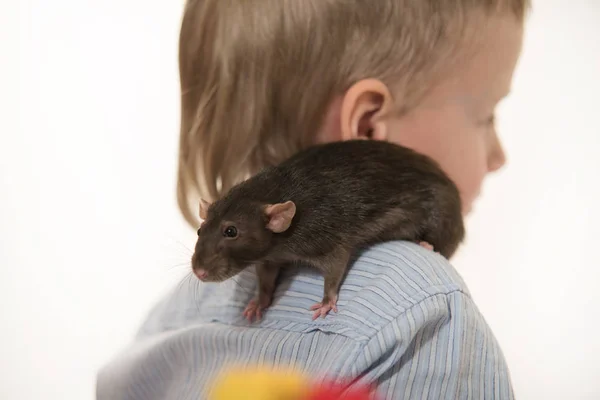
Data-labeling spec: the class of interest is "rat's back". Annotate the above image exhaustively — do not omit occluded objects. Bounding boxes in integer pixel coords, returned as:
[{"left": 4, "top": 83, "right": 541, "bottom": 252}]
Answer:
[
  {"left": 278, "top": 140, "right": 456, "bottom": 206},
  {"left": 271, "top": 140, "right": 464, "bottom": 258}
]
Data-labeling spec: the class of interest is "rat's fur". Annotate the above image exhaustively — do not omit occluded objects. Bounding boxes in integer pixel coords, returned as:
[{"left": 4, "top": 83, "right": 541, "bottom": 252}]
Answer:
[{"left": 192, "top": 140, "right": 464, "bottom": 320}]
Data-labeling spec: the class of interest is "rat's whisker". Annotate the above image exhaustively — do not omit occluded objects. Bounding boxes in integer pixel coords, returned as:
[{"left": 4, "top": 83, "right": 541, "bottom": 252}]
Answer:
[
  {"left": 176, "top": 241, "right": 194, "bottom": 255},
  {"left": 192, "top": 278, "right": 205, "bottom": 314},
  {"left": 163, "top": 234, "right": 195, "bottom": 256},
  {"left": 182, "top": 273, "right": 198, "bottom": 304},
  {"left": 177, "top": 272, "right": 195, "bottom": 292},
  {"left": 229, "top": 276, "right": 253, "bottom": 296},
  {"left": 167, "top": 261, "right": 192, "bottom": 272}
]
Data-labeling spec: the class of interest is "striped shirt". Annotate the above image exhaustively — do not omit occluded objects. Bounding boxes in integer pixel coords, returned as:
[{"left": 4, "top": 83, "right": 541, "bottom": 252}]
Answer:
[{"left": 96, "top": 241, "right": 514, "bottom": 399}]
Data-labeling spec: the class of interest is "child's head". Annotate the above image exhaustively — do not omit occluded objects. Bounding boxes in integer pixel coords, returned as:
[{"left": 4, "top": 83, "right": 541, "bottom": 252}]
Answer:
[{"left": 177, "top": 0, "right": 529, "bottom": 227}]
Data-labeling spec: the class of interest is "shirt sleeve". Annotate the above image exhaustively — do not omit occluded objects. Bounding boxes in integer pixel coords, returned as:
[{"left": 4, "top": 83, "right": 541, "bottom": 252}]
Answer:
[{"left": 356, "top": 290, "right": 514, "bottom": 400}]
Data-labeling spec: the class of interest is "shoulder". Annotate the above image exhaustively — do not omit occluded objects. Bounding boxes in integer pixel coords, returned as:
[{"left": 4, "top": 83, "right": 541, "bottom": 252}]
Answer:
[
  {"left": 321, "top": 241, "right": 474, "bottom": 338},
  {"left": 357, "top": 245, "right": 514, "bottom": 398},
  {"left": 237, "top": 241, "right": 473, "bottom": 341},
  {"left": 348, "top": 240, "right": 471, "bottom": 307},
  {"left": 100, "top": 242, "right": 512, "bottom": 399},
  {"left": 135, "top": 241, "right": 474, "bottom": 340},
  {"left": 344, "top": 243, "right": 513, "bottom": 398}
]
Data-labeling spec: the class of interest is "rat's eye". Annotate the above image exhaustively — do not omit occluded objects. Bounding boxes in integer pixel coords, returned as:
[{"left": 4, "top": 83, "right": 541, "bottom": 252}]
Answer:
[
  {"left": 197, "top": 228, "right": 201, "bottom": 236},
  {"left": 223, "top": 226, "right": 238, "bottom": 238}
]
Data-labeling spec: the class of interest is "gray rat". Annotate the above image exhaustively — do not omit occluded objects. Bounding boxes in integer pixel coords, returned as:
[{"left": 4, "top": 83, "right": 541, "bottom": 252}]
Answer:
[{"left": 191, "top": 139, "right": 464, "bottom": 321}]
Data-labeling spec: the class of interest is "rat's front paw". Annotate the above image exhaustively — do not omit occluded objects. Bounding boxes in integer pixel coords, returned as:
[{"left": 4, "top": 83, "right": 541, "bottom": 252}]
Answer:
[
  {"left": 310, "top": 295, "right": 338, "bottom": 320},
  {"left": 243, "top": 298, "right": 269, "bottom": 322}
]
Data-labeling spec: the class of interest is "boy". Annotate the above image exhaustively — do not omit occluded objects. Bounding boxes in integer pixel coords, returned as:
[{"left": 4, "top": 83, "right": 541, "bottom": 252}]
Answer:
[{"left": 97, "top": 0, "right": 529, "bottom": 398}]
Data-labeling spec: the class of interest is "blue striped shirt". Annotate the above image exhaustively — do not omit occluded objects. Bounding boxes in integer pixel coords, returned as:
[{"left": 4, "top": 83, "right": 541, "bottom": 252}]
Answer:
[{"left": 96, "top": 241, "right": 514, "bottom": 399}]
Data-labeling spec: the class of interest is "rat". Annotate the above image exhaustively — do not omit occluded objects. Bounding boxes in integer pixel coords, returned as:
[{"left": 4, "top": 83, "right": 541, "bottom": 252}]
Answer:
[{"left": 191, "top": 139, "right": 465, "bottom": 321}]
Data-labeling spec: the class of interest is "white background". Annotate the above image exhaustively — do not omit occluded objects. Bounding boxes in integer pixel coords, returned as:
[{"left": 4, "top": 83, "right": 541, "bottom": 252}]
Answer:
[{"left": 1, "top": 0, "right": 599, "bottom": 399}]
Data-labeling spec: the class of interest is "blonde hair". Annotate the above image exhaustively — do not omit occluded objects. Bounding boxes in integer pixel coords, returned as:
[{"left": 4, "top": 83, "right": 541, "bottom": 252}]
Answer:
[{"left": 177, "top": 0, "right": 530, "bottom": 228}]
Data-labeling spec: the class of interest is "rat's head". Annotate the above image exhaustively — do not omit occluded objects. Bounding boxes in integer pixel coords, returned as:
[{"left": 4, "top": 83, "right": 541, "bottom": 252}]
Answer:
[{"left": 191, "top": 198, "right": 296, "bottom": 282}]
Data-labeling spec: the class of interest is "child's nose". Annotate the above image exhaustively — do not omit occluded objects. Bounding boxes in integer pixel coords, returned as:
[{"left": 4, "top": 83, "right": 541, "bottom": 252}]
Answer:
[{"left": 487, "top": 132, "right": 507, "bottom": 173}]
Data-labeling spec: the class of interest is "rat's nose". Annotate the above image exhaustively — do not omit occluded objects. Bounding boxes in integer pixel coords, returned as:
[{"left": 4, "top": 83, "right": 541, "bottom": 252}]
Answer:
[{"left": 194, "top": 268, "right": 208, "bottom": 280}]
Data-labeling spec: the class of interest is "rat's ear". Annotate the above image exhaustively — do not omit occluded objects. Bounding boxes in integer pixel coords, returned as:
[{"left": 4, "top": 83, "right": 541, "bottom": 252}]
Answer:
[
  {"left": 263, "top": 201, "right": 296, "bottom": 233},
  {"left": 199, "top": 198, "right": 211, "bottom": 220}
]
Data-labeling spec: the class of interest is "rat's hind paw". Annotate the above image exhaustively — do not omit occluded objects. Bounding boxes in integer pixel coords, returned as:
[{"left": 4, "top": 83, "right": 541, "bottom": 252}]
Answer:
[
  {"left": 418, "top": 241, "right": 434, "bottom": 251},
  {"left": 243, "top": 299, "right": 267, "bottom": 322},
  {"left": 310, "top": 295, "right": 338, "bottom": 320}
]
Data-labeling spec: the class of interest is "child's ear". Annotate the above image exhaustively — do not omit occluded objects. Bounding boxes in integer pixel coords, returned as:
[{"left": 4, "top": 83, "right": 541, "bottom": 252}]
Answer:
[
  {"left": 263, "top": 201, "right": 296, "bottom": 233},
  {"left": 199, "top": 198, "right": 211, "bottom": 220},
  {"left": 339, "top": 79, "right": 396, "bottom": 141}
]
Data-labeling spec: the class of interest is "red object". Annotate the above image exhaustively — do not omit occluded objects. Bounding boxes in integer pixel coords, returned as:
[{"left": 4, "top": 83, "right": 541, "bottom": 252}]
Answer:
[{"left": 307, "top": 380, "right": 373, "bottom": 400}]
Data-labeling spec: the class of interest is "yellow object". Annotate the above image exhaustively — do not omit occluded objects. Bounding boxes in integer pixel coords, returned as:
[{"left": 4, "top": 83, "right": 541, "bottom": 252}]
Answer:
[{"left": 208, "top": 365, "right": 310, "bottom": 400}]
